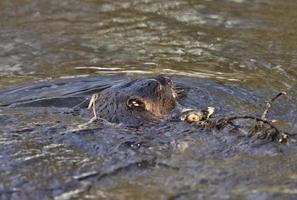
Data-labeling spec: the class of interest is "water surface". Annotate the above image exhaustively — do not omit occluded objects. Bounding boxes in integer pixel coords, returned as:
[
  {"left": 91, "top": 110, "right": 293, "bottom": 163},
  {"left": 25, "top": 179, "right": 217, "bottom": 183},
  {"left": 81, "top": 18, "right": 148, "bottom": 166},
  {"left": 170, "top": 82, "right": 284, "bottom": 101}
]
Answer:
[{"left": 0, "top": 0, "right": 297, "bottom": 199}]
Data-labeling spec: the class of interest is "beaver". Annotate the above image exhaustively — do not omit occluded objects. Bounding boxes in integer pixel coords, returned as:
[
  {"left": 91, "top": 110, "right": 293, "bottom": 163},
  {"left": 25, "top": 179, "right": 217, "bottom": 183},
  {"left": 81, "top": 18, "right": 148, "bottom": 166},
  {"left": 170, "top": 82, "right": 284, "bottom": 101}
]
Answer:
[{"left": 88, "top": 75, "right": 177, "bottom": 126}]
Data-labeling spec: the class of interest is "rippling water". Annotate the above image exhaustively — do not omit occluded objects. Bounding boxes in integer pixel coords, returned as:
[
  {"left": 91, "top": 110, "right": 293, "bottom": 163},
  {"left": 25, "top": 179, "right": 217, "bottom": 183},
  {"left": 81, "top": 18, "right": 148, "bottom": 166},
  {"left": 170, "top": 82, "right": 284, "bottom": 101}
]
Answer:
[{"left": 0, "top": 0, "right": 297, "bottom": 199}]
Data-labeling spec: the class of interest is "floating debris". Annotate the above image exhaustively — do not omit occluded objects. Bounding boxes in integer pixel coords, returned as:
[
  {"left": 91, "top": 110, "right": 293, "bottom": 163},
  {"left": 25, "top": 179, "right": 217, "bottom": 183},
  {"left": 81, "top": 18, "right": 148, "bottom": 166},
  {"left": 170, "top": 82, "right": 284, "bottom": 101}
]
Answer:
[
  {"left": 183, "top": 92, "right": 290, "bottom": 143},
  {"left": 180, "top": 107, "right": 214, "bottom": 122}
]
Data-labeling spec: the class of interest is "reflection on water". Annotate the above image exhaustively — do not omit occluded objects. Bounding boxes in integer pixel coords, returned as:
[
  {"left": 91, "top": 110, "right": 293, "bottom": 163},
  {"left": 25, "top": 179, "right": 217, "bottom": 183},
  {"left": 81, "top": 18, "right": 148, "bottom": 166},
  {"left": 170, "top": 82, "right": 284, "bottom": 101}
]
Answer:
[
  {"left": 0, "top": 0, "right": 297, "bottom": 199},
  {"left": 0, "top": 0, "right": 296, "bottom": 89}
]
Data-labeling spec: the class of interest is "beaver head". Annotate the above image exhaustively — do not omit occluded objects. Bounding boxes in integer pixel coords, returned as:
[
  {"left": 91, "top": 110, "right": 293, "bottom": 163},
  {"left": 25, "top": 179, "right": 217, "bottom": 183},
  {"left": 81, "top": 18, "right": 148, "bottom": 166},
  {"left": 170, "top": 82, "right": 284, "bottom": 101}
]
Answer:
[{"left": 92, "top": 75, "right": 177, "bottom": 126}]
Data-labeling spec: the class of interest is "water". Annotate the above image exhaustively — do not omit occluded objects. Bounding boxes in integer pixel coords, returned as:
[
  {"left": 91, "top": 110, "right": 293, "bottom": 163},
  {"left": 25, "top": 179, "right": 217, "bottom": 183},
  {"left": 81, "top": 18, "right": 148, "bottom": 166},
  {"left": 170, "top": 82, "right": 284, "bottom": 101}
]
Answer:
[{"left": 0, "top": 0, "right": 297, "bottom": 199}]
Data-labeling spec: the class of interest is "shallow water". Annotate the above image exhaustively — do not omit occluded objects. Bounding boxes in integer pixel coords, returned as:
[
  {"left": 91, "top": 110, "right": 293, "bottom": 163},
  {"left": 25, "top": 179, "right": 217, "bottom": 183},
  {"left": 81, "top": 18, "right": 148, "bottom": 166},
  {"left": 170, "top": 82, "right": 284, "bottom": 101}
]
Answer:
[{"left": 0, "top": 0, "right": 297, "bottom": 199}]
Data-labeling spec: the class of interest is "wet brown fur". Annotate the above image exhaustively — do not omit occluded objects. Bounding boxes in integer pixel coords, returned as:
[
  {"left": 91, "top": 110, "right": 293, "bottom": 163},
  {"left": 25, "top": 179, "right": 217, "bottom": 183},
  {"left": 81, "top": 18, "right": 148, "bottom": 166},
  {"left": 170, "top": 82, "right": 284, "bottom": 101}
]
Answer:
[{"left": 93, "top": 75, "right": 176, "bottom": 126}]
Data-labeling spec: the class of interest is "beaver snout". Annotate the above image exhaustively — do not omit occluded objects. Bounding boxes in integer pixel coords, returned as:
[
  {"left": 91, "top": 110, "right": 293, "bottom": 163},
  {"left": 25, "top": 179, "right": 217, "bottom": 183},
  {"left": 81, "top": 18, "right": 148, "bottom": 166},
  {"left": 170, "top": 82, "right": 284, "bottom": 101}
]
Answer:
[
  {"left": 145, "top": 79, "right": 163, "bottom": 94},
  {"left": 154, "top": 75, "right": 173, "bottom": 87}
]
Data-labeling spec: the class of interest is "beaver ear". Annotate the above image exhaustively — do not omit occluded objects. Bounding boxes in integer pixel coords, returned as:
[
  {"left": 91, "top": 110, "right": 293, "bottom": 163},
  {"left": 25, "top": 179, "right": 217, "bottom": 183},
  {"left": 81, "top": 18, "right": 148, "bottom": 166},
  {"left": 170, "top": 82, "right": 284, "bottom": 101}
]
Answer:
[{"left": 127, "top": 98, "right": 145, "bottom": 110}]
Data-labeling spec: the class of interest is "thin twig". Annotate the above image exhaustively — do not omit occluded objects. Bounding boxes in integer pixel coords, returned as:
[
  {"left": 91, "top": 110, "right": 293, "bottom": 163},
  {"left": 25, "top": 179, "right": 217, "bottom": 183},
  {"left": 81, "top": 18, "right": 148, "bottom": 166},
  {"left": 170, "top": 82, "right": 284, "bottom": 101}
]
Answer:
[
  {"left": 216, "top": 115, "right": 288, "bottom": 143},
  {"left": 261, "top": 91, "right": 286, "bottom": 120},
  {"left": 88, "top": 93, "right": 98, "bottom": 119}
]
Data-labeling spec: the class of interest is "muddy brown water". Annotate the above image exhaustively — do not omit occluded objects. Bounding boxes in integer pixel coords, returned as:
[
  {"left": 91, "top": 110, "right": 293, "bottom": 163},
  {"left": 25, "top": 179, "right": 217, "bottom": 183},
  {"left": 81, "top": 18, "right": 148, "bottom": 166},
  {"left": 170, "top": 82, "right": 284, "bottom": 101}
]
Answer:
[{"left": 0, "top": 0, "right": 297, "bottom": 199}]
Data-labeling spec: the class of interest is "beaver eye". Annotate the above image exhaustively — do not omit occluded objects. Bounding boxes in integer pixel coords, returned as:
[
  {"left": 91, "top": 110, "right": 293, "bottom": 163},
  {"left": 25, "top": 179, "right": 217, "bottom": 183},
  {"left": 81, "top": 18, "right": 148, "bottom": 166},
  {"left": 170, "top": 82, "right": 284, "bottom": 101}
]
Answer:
[{"left": 127, "top": 98, "right": 145, "bottom": 110}]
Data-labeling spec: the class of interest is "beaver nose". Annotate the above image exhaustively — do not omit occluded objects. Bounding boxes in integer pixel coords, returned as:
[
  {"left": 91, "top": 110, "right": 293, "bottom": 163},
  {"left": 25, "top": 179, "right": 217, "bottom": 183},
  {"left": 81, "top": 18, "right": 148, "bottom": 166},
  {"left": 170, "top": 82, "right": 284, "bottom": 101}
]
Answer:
[
  {"left": 146, "top": 79, "right": 162, "bottom": 92},
  {"left": 155, "top": 75, "right": 173, "bottom": 86}
]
